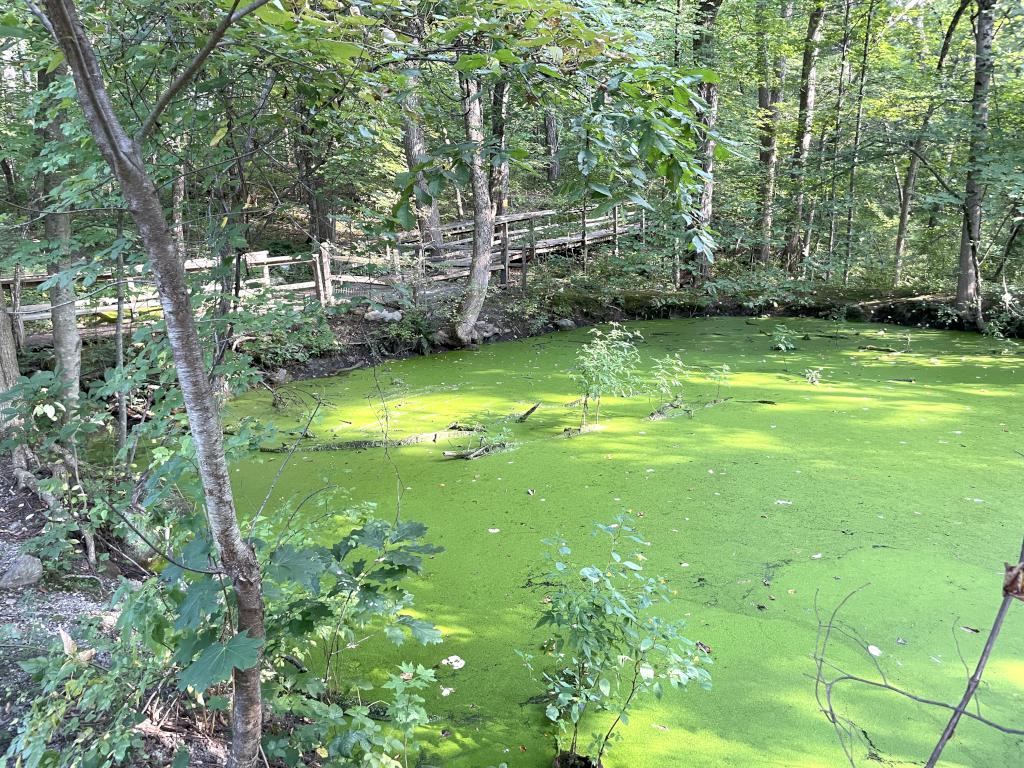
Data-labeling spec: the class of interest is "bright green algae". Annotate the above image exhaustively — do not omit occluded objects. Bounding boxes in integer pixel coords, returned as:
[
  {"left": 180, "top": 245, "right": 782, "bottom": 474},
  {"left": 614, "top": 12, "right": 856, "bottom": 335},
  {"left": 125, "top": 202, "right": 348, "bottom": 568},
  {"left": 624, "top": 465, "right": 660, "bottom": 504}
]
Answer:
[{"left": 229, "top": 316, "right": 1024, "bottom": 767}]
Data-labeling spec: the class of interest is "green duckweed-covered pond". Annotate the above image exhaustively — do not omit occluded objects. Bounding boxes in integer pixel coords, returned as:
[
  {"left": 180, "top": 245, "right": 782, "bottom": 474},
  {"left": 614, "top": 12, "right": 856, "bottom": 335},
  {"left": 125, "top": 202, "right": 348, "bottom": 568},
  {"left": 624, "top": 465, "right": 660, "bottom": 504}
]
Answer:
[{"left": 229, "top": 316, "right": 1024, "bottom": 768}]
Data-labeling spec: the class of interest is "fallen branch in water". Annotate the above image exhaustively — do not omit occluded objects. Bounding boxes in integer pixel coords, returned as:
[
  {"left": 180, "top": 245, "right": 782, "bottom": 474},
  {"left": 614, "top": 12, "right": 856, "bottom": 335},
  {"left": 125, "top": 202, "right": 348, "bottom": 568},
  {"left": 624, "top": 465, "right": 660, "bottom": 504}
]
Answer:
[
  {"left": 442, "top": 442, "right": 510, "bottom": 460},
  {"left": 259, "top": 429, "right": 480, "bottom": 452},
  {"left": 517, "top": 402, "right": 541, "bottom": 422}
]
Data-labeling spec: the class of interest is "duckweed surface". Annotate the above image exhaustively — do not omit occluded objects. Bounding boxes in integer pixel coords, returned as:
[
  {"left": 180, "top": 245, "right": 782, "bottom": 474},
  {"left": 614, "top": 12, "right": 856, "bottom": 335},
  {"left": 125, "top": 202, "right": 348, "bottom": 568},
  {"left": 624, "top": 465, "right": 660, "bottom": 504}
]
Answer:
[{"left": 230, "top": 316, "right": 1024, "bottom": 768}]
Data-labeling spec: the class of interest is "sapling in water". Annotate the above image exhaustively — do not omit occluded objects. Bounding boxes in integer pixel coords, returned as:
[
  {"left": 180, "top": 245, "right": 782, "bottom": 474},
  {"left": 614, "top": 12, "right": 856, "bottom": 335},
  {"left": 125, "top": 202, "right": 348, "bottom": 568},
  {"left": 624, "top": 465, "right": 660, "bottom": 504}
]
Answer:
[
  {"left": 519, "top": 518, "right": 711, "bottom": 767},
  {"left": 570, "top": 323, "right": 642, "bottom": 427}
]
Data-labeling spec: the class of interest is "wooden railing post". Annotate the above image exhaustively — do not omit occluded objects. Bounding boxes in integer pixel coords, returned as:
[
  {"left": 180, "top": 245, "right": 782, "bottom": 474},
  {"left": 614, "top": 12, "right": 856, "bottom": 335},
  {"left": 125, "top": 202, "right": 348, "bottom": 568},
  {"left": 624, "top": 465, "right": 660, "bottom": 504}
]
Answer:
[
  {"left": 317, "top": 242, "right": 335, "bottom": 306},
  {"left": 612, "top": 204, "right": 620, "bottom": 258},
  {"left": 581, "top": 203, "right": 589, "bottom": 273},
  {"left": 523, "top": 217, "right": 535, "bottom": 290},
  {"left": 500, "top": 220, "right": 510, "bottom": 284},
  {"left": 640, "top": 208, "right": 647, "bottom": 246},
  {"left": 312, "top": 245, "right": 326, "bottom": 306}
]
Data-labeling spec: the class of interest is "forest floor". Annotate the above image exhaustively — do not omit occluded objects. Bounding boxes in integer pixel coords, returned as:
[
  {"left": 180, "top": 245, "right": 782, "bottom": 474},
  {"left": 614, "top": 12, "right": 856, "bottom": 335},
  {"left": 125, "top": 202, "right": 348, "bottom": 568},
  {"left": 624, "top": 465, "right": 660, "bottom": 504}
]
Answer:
[{"left": 230, "top": 316, "right": 1024, "bottom": 768}]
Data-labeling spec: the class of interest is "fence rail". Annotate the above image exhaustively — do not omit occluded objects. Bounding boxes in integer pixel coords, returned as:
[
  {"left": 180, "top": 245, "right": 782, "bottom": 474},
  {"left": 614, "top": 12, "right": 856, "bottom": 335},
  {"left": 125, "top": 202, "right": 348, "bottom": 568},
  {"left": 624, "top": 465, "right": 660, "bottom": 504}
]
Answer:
[{"left": 7, "top": 204, "right": 647, "bottom": 344}]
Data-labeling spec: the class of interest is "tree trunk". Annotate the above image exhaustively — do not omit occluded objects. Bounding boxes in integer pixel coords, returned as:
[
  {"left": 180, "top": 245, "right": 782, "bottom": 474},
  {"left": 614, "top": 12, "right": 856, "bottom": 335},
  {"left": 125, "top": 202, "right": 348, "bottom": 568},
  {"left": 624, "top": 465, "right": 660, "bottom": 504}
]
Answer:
[
  {"left": 756, "top": 0, "right": 793, "bottom": 264},
  {"left": 454, "top": 75, "right": 495, "bottom": 345},
  {"left": 42, "top": 4, "right": 265, "bottom": 767},
  {"left": 489, "top": 79, "right": 511, "bottom": 217},
  {"left": 172, "top": 164, "right": 186, "bottom": 262},
  {"left": 693, "top": 0, "right": 725, "bottom": 281},
  {"left": 401, "top": 80, "right": 443, "bottom": 257},
  {"left": 841, "top": 0, "right": 877, "bottom": 286},
  {"left": 955, "top": 0, "right": 995, "bottom": 330},
  {"left": 544, "top": 109, "right": 560, "bottom": 183},
  {"left": 38, "top": 66, "right": 81, "bottom": 413},
  {"left": 784, "top": 0, "right": 825, "bottom": 271},
  {"left": 893, "top": 0, "right": 970, "bottom": 285},
  {"left": 824, "top": 0, "right": 853, "bottom": 279},
  {"left": 0, "top": 284, "right": 30, "bottom": 470}
]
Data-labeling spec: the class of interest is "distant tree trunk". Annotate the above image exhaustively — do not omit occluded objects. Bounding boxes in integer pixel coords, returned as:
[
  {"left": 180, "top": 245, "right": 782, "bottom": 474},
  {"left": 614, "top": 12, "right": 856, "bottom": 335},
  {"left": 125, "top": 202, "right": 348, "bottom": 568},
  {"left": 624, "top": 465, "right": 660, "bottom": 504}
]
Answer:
[
  {"left": 824, "top": 0, "right": 853, "bottom": 279},
  {"left": 489, "top": 79, "right": 511, "bottom": 217},
  {"left": 401, "top": 87, "right": 443, "bottom": 257},
  {"left": 172, "top": 164, "right": 187, "bottom": 261},
  {"left": 544, "top": 109, "right": 560, "bottom": 183},
  {"left": 841, "top": 0, "right": 876, "bottom": 286},
  {"left": 42, "top": 4, "right": 266, "bottom": 767},
  {"left": 893, "top": 0, "right": 969, "bottom": 285},
  {"left": 784, "top": 0, "right": 825, "bottom": 271},
  {"left": 454, "top": 75, "right": 495, "bottom": 345},
  {"left": 0, "top": 285, "right": 30, "bottom": 470},
  {"left": 38, "top": 66, "right": 81, "bottom": 413},
  {"left": 693, "top": 0, "right": 725, "bottom": 281},
  {"left": 956, "top": 0, "right": 996, "bottom": 329},
  {"left": 756, "top": 0, "right": 793, "bottom": 264}
]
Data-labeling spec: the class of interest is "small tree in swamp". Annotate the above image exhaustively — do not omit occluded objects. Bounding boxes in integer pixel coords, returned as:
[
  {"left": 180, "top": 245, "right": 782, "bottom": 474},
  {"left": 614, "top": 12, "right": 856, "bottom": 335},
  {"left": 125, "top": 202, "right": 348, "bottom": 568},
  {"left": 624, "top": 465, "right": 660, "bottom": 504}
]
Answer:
[
  {"left": 570, "top": 323, "right": 642, "bottom": 427},
  {"left": 646, "top": 353, "right": 691, "bottom": 418},
  {"left": 520, "top": 519, "right": 711, "bottom": 767}
]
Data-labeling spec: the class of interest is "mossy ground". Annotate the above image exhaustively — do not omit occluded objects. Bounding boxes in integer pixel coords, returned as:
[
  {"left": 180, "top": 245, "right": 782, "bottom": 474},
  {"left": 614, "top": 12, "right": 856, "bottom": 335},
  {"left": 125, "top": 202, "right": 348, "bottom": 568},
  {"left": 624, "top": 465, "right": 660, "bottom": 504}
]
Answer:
[{"left": 230, "top": 316, "right": 1024, "bottom": 768}]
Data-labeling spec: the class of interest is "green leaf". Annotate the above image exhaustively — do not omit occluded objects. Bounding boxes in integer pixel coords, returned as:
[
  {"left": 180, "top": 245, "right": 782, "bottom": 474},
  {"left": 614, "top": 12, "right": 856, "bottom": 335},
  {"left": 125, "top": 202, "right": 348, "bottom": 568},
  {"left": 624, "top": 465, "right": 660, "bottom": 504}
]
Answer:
[
  {"left": 598, "top": 678, "right": 611, "bottom": 697},
  {"left": 178, "top": 631, "right": 262, "bottom": 693},
  {"left": 322, "top": 41, "right": 363, "bottom": 62},
  {"left": 455, "top": 53, "right": 490, "bottom": 72},
  {"left": 267, "top": 545, "right": 327, "bottom": 594},
  {"left": 0, "top": 25, "right": 32, "bottom": 39},
  {"left": 171, "top": 747, "right": 189, "bottom": 768},
  {"left": 209, "top": 125, "right": 228, "bottom": 147},
  {"left": 174, "top": 576, "right": 221, "bottom": 630}
]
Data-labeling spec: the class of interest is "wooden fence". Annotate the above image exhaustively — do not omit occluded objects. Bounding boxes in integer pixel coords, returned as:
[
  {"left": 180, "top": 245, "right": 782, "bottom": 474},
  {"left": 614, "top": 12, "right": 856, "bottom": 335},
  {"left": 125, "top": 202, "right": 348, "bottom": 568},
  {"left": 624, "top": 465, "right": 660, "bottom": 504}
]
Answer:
[{"left": 5, "top": 204, "right": 647, "bottom": 344}]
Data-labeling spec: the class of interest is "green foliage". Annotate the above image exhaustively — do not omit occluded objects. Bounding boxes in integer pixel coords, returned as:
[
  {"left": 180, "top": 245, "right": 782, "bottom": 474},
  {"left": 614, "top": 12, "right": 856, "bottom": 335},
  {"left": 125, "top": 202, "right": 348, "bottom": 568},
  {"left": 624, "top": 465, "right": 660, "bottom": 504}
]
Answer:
[
  {"left": 571, "top": 323, "right": 643, "bottom": 425},
  {"left": 771, "top": 324, "right": 796, "bottom": 353},
  {"left": 239, "top": 299, "right": 340, "bottom": 370},
  {"left": 520, "top": 519, "right": 711, "bottom": 762}
]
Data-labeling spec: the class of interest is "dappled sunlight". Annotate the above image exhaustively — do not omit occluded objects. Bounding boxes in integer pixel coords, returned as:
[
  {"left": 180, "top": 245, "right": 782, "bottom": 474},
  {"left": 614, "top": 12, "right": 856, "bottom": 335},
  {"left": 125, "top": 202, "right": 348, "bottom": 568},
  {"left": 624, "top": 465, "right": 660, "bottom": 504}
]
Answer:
[{"left": 229, "top": 317, "right": 1024, "bottom": 767}]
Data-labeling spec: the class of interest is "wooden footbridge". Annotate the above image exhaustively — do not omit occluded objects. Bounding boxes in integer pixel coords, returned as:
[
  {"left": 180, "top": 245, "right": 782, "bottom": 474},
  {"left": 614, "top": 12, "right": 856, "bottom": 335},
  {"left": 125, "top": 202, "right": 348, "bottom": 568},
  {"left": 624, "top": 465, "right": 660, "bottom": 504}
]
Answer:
[{"left": 5, "top": 205, "right": 647, "bottom": 344}]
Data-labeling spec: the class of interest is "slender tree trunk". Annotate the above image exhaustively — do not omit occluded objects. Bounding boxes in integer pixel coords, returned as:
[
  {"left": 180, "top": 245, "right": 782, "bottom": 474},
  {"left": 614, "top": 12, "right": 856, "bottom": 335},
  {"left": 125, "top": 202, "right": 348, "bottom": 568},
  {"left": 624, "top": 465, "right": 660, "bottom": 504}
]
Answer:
[
  {"left": 42, "top": 4, "right": 265, "bottom": 767},
  {"left": 38, "top": 66, "right": 81, "bottom": 413},
  {"left": 401, "top": 78, "right": 443, "bottom": 257},
  {"left": 824, "top": 0, "right": 853, "bottom": 280},
  {"left": 693, "top": 0, "right": 725, "bottom": 281},
  {"left": 172, "top": 164, "right": 186, "bottom": 261},
  {"left": 489, "top": 79, "right": 510, "bottom": 217},
  {"left": 956, "top": 0, "right": 995, "bottom": 330},
  {"left": 0, "top": 284, "right": 31, "bottom": 470},
  {"left": 842, "top": 0, "right": 876, "bottom": 286},
  {"left": 543, "top": 109, "right": 560, "bottom": 183},
  {"left": 893, "top": 0, "right": 970, "bottom": 285},
  {"left": 756, "top": 0, "right": 793, "bottom": 264},
  {"left": 454, "top": 75, "right": 495, "bottom": 345},
  {"left": 784, "top": 0, "right": 825, "bottom": 271}
]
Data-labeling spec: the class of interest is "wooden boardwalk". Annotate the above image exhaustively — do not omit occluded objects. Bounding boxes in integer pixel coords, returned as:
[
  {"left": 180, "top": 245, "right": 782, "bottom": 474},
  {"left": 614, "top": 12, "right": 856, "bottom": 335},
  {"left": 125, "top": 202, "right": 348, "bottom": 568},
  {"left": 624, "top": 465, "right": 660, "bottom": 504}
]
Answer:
[{"left": 6, "top": 205, "right": 646, "bottom": 344}]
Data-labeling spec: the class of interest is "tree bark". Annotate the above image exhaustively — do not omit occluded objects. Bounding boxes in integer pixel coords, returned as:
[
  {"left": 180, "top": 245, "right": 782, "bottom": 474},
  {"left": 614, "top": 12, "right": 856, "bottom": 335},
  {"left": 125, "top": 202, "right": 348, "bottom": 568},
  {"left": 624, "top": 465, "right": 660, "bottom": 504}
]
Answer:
[
  {"left": 0, "top": 284, "right": 30, "bottom": 470},
  {"left": 824, "top": 0, "right": 853, "bottom": 279},
  {"left": 756, "top": 0, "right": 793, "bottom": 264},
  {"left": 893, "top": 0, "right": 970, "bottom": 285},
  {"left": 544, "top": 109, "right": 560, "bottom": 183},
  {"left": 693, "top": 0, "right": 725, "bottom": 281},
  {"left": 955, "top": 0, "right": 995, "bottom": 330},
  {"left": 841, "top": 0, "right": 877, "bottom": 286},
  {"left": 401, "top": 74, "right": 443, "bottom": 258},
  {"left": 172, "top": 163, "right": 186, "bottom": 262},
  {"left": 489, "top": 79, "right": 510, "bottom": 217},
  {"left": 41, "top": 4, "right": 265, "bottom": 767},
  {"left": 38, "top": 66, "right": 81, "bottom": 413},
  {"left": 454, "top": 75, "right": 495, "bottom": 345},
  {"left": 783, "top": 0, "right": 825, "bottom": 271}
]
